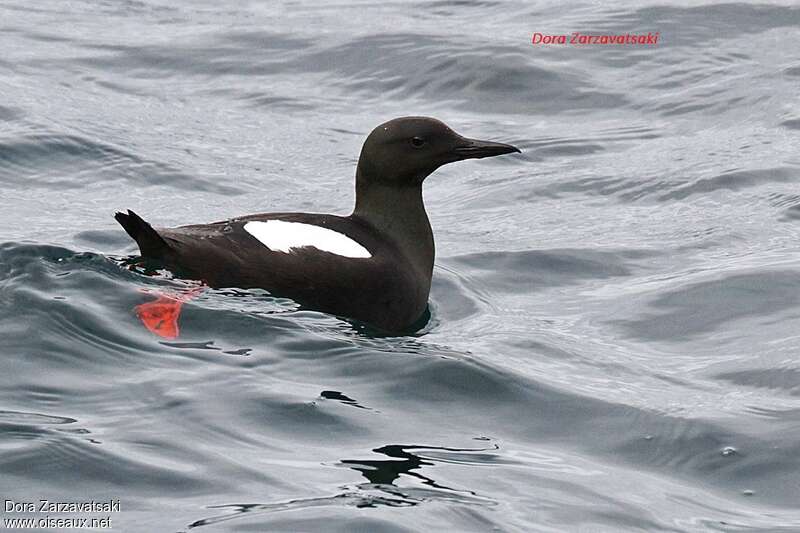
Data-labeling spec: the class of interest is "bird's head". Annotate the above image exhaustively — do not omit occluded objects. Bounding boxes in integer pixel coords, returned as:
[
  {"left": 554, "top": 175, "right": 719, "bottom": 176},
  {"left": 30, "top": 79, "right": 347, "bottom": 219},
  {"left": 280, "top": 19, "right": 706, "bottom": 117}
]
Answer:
[{"left": 356, "top": 116, "right": 520, "bottom": 188}]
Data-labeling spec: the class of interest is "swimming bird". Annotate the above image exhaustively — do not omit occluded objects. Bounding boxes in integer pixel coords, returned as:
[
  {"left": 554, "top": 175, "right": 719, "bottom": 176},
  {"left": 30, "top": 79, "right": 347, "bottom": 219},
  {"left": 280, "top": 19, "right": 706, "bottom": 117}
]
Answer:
[{"left": 115, "top": 117, "right": 519, "bottom": 332}]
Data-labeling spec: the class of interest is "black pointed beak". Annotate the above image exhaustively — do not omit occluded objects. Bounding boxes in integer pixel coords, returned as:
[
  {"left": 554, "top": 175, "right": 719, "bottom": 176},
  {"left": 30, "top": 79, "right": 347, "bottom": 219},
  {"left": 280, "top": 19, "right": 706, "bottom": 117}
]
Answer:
[{"left": 452, "top": 137, "right": 521, "bottom": 160}]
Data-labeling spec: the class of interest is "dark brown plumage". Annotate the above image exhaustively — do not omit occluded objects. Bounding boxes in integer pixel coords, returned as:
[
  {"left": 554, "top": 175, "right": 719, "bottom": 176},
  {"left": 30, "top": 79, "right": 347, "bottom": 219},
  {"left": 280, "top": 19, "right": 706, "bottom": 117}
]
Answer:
[{"left": 116, "top": 117, "right": 519, "bottom": 332}]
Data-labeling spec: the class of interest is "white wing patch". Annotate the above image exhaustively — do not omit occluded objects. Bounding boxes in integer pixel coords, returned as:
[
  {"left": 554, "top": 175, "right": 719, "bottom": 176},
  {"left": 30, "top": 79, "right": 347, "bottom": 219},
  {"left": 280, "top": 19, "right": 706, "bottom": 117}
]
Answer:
[{"left": 243, "top": 220, "right": 371, "bottom": 258}]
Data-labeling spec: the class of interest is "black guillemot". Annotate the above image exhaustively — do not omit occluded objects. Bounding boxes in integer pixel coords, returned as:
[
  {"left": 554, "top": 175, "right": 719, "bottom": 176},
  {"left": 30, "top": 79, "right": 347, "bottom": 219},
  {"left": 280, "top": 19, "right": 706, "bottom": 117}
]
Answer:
[{"left": 115, "top": 117, "right": 520, "bottom": 333}]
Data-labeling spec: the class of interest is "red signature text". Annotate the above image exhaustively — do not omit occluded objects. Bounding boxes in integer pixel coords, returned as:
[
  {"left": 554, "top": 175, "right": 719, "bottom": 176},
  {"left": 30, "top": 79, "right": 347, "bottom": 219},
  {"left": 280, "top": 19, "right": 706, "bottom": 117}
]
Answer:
[{"left": 532, "top": 32, "right": 660, "bottom": 45}]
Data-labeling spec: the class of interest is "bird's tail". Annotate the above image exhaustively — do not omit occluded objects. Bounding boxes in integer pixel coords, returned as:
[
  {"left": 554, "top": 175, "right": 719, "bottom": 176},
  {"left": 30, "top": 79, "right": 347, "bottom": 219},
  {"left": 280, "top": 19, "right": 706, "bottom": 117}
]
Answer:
[{"left": 114, "top": 209, "right": 171, "bottom": 258}]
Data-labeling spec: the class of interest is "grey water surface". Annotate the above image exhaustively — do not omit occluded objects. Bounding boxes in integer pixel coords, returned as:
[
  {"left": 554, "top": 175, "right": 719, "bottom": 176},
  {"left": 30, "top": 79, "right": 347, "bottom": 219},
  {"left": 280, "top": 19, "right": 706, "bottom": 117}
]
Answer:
[{"left": 1, "top": 1, "right": 800, "bottom": 531}]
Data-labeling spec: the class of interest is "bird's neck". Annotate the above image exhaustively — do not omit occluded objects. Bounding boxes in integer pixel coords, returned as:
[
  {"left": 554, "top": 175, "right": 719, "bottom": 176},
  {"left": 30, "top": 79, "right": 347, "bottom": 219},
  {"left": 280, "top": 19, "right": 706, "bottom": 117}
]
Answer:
[{"left": 351, "top": 170, "right": 435, "bottom": 278}]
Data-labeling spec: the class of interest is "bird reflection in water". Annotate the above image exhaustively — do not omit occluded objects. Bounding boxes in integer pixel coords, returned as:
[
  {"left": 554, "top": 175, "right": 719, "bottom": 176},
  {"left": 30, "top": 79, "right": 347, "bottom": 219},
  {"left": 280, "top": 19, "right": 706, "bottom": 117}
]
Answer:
[
  {"left": 340, "top": 444, "right": 487, "bottom": 500},
  {"left": 187, "top": 443, "right": 497, "bottom": 529}
]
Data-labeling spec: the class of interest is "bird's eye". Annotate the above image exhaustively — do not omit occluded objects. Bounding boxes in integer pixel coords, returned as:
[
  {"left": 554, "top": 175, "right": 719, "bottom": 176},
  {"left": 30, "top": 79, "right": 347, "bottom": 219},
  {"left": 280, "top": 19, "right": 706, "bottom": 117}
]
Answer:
[{"left": 410, "top": 136, "right": 426, "bottom": 148}]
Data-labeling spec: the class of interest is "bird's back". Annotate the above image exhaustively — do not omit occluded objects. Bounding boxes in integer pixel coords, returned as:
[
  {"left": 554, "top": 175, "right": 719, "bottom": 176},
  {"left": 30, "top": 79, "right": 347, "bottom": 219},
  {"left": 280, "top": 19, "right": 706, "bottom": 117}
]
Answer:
[{"left": 120, "top": 211, "right": 429, "bottom": 331}]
